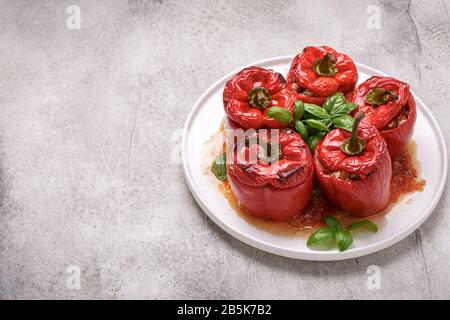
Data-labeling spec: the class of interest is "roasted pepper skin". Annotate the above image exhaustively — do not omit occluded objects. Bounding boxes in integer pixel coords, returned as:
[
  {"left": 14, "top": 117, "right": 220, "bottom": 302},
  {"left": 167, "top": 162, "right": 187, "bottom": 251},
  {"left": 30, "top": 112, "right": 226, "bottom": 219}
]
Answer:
[
  {"left": 223, "top": 67, "right": 296, "bottom": 129},
  {"left": 287, "top": 46, "right": 358, "bottom": 105},
  {"left": 227, "top": 129, "right": 313, "bottom": 221},
  {"left": 350, "top": 76, "right": 416, "bottom": 159},
  {"left": 313, "top": 122, "right": 392, "bottom": 217}
]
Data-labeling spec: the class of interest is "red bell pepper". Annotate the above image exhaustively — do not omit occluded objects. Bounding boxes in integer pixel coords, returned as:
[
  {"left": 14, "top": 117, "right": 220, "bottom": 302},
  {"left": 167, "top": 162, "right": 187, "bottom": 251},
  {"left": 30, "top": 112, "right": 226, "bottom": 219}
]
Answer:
[
  {"left": 223, "top": 67, "right": 295, "bottom": 129},
  {"left": 350, "top": 76, "right": 416, "bottom": 159},
  {"left": 227, "top": 128, "right": 313, "bottom": 221},
  {"left": 287, "top": 46, "right": 358, "bottom": 105},
  {"left": 313, "top": 112, "right": 392, "bottom": 217}
]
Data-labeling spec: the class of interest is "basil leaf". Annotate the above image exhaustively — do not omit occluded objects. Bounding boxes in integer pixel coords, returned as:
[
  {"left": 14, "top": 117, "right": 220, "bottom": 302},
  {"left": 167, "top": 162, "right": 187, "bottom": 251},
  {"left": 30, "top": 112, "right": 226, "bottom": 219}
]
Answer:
[
  {"left": 267, "top": 106, "right": 293, "bottom": 125},
  {"left": 317, "top": 131, "right": 327, "bottom": 138},
  {"left": 307, "top": 227, "right": 336, "bottom": 247},
  {"left": 294, "top": 100, "right": 304, "bottom": 121},
  {"left": 333, "top": 115, "right": 354, "bottom": 131},
  {"left": 331, "top": 102, "right": 357, "bottom": 118},
  {"left": 323, "top": 92, "right": 345, "bottom": 114},
  {"left": 324, "top": 216, "right": 342, "bottom": 231},
  {"left": 306, "top": 124, "right": 330, "bottom": 136},
  {"left": 304, "top": 119, "right": 329, "bottom": 132},
  {"left": 348, "top": 221, "right": 378, "bottom": 233},
  {"left": 323, "top": 117, "right": 333, "bottom": 128},
  {"left": 335, "top": 230, "right": 353, "bottom": 252},
  {"left": 305, "top": 125, "right": 319, "bottom": 136},
  {"left": 304, "top": 103, "right": 330, "bottom": 119},
  {"left": 306, "top": 133, "right": 324, "bottom": 152},
  {"left": 211, "top": 153, "right": 227, "bottom": 181},
  {"left": 294, "top": 120, "right": 309, "bottom": 140}
]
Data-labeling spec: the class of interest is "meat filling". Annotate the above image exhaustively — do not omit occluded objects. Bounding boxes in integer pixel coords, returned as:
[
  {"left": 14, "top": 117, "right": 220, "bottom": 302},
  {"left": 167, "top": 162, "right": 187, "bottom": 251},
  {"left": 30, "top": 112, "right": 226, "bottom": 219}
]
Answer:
[
  {"left": 291, "top": 82, "right": 314, "bottom": 97},
  {"left": 319, "top": 160, "right": 361, "bottom": 181},
  {"left": 383, "top": 105, "right": 409, "bottom": 130}
]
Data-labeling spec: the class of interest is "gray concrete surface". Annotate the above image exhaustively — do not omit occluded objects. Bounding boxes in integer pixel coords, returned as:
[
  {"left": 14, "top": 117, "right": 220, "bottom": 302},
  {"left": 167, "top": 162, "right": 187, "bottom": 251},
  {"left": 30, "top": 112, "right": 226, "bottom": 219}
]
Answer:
[{"left": 0, "top": 0, "right": 449, "bottom": 299}]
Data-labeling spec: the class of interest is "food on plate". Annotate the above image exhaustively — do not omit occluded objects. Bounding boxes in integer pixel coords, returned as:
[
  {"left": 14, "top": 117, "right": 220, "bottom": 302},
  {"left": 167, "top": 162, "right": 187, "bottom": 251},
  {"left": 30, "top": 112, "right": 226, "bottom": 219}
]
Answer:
[
  {"left": 307, "top": 216, "right": 378, "bottom": 252},
  {"left": 291, "top": 93, "right": 357, "bottom": 151},
  {"left": 223, "top": 66, "right": 296, "bottom": 129},
  {"left": 207, "top": 46, "right": 426, "bottom": 252},
  {"left": 226, "top": 128, "right": 314, "bottom": 221},
  {"left": 349, "top": 76, "right": 417, "bottom": 159},
  {"left": 313, "top": 112, "right": 392, "bottom": 216},
  {"left": 287, "top": 46, "right": 358, "bottom": 105}
]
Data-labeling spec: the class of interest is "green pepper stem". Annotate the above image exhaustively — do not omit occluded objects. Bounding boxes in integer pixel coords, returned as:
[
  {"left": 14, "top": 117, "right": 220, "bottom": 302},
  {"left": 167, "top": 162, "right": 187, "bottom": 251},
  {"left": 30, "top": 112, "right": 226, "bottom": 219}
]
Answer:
[
  {"left": 248, "top": 87, "right": 271, "bottom": 109},
  {"left": 313, "top": 53, "right": 338, "bottom": 77},
  {"left": 365, "top": 88, "right": 399, "bottom": 106},
  {"left": 340, "top": 112, "right": 366, "bottom": 156},
  {"left": 350, "top": 112, "right": 364, "bottom": 150}
]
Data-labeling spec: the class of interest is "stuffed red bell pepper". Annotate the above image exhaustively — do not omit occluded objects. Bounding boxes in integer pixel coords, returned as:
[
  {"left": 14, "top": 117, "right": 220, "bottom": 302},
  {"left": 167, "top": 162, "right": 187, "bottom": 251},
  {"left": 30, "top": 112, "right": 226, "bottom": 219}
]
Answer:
[
  {"left": 313, "top": 112, "right": 392, "bottom": 217},
  {"left": 223, "top": 67, "right": 296, "bottom": 129},
  {"left": 227, "top": 128, "right": 313, "bottom": 221},
  {"left": 350, "top": 76, "right": 416, "bottom": 159},
  {"left": 287, "top": 46, "right": 358, "bottom": 105}
]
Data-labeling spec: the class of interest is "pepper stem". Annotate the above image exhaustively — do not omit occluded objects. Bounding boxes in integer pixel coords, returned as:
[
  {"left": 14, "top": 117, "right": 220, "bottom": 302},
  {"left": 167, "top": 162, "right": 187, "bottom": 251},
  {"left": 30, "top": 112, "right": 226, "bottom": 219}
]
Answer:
[
  {"left": 313, "top": 53, "right": 338, "bottom": 77},
  {"left": 248, "top": 87, "right": 271, "bottom": 109},
  {"left": 365, "top": 88, "right": 399, "bottom": 106},
  {"left": 340, "top": 112, "right": 366, "bottom": 156}
]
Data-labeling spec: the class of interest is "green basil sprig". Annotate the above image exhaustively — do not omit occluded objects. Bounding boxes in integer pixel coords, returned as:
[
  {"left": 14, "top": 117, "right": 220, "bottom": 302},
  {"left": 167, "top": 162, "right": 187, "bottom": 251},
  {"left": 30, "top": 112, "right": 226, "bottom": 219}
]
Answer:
[
  {"left": 212, "top": 153, "right": 227, "bottom": 181},
  {"left": 267, "top": 100, "right": 306, "bottom": 126},
  {"left": 295, "top": 120, "right": 308, "bottom": 140},
  {"left": 267, "top": 106, "right": 293, "bottom": 125},
  {"left": 307, "top": 216, "right": 378, "bottom": 252},
  {"left": 293, "top": 93, "right": 357, "bottom": 152},
  {"left": 294, "top": 100, "right": 304, "bottom": 121},
  {"left": 347, "top": 220, "right": 378, "bottom": 232},
  {"left": 306, "top": 131, "right": 326, "bottom": 152}
]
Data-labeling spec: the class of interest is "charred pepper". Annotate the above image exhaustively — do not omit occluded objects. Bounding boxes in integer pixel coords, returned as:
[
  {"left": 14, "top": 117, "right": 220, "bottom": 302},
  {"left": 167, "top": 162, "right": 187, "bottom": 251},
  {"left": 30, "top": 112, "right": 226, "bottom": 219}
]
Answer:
[
  {"left": 223, "top": 67, "right": 296, "bottom": 129},
  {"left": 287, "top": 46, "right": 358, "bottom": 105},
  {"left": 350, "top": 76, "right": 416, "bottom": 159},
  {"left": 227, "top": 129, "right": 314, "bottom": 221},
  {"left": 313, "top": 112, "right": 392, "bottom": 217}
]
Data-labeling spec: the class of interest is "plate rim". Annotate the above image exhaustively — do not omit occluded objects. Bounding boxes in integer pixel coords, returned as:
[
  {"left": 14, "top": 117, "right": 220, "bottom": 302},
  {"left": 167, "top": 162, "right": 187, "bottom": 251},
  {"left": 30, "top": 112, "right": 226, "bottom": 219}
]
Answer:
[{"left": 182, "top": 55, "right": 448, "bottom": 261}]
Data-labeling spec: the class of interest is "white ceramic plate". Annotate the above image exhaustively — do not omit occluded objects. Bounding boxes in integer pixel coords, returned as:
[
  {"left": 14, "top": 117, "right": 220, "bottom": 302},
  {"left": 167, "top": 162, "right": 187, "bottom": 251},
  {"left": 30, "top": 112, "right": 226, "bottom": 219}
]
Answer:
[{"left": 182, "top": 56, "right": 447, "bottom": 261}]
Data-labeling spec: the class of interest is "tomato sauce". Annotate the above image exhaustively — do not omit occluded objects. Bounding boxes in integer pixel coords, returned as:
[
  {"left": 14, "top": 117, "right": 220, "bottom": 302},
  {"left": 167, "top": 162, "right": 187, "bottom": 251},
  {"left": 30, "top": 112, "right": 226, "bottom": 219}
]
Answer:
[{"left": 390, "top": 142, "right": 425, "bottom": 203}]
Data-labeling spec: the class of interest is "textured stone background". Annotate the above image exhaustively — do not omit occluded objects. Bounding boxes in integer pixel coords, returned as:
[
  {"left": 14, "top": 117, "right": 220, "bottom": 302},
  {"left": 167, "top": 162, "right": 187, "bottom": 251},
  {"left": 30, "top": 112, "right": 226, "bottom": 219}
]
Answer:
[{"left": 0, "top": 0, "right": 449, "bottom": 299}]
